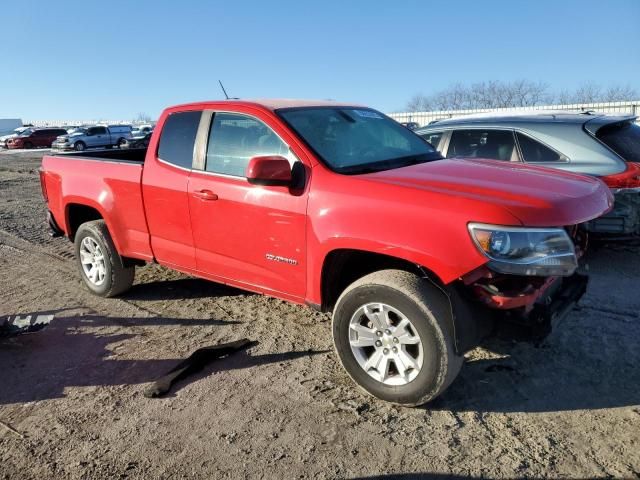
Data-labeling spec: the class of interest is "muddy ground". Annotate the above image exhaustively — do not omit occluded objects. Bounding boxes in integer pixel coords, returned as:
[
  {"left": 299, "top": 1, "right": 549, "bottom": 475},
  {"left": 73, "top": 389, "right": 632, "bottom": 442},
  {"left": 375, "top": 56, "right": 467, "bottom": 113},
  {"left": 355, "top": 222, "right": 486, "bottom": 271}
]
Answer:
[{"left": 0, "top": 149, "right": 638, "bottom": 479}]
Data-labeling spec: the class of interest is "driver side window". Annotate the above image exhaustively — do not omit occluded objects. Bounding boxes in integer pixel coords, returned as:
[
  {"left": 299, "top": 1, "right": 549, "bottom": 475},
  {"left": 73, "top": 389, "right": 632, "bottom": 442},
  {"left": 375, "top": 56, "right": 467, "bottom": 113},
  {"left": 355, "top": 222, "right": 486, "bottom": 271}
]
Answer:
[{"left": 205, "top": 112, "right": 293, "bottom": 177}]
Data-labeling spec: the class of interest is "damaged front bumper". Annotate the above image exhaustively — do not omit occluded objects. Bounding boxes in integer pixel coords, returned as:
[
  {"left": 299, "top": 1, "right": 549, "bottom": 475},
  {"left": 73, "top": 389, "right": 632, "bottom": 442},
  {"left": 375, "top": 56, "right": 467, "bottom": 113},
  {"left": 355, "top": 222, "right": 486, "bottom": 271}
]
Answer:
[
  {"left": 451, "top": 268, "right": 589, "bottom": 352},
  {"left": 494, "top": 272, "right": 588, "bottom": 339}
]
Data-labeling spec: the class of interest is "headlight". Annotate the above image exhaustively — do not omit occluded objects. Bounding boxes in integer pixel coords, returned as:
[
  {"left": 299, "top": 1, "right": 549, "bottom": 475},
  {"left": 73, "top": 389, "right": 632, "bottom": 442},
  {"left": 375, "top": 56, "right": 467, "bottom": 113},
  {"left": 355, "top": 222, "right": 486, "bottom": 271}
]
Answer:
[{"left": 468, "top": 223, "right": 577, "bottom": 276}]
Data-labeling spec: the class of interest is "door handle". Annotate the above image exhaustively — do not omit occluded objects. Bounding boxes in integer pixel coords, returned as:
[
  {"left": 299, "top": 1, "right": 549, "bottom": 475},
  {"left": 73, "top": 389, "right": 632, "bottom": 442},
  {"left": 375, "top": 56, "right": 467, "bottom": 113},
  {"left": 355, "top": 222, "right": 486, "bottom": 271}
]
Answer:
[{"left": 192, "top": 189, "right": 218, "bottom": 201}]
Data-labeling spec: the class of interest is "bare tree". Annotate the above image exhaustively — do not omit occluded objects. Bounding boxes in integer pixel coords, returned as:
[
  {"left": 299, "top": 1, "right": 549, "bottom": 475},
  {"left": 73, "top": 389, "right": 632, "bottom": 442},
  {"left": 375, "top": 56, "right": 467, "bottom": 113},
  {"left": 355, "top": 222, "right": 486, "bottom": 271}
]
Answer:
[
  {"left": 135, "top": 112, "right": 152, "bottom": 124},
  {"left": 406, "top": 81, "right": 638, "bottom": 111},
  {"left": 603, "top": 84, "right": 638, "bottom": 102},
  {"left": 571, "top": 83, "right": 603, "bottom": 103},
  {"left": 405, "top": 80, "right": 551, "bottom": 111},
  {"left": 406, "top": 94, "right": 433, "bottom": 112},
  {"left": 555, "top": 89, "right": 574, "bottom": 105}
]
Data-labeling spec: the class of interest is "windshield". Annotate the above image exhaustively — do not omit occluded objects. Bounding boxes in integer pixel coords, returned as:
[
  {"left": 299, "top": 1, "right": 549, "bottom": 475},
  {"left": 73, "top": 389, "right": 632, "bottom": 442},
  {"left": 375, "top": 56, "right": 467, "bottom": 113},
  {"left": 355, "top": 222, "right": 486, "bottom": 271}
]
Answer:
[
  {"left": 19, "top": 129, "right": 33, "bottom": 136},
  {"left": 596, "top": 120, "right": 640, "bottom": 163},
  {"left": 278, "top": 107, "right": 442, "bottom": 173}
]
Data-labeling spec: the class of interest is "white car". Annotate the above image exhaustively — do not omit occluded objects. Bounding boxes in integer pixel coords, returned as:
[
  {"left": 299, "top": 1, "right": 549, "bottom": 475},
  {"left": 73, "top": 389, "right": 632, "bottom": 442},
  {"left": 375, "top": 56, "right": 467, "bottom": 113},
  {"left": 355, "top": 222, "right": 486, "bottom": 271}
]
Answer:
[{"left": 0, "top": 127, "right": 31, "bottom": 148}]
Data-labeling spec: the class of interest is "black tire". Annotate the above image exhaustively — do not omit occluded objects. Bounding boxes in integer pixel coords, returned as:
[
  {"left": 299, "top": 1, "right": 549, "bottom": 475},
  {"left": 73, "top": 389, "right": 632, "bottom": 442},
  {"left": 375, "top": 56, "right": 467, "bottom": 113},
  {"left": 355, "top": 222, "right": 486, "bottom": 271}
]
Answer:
[
  {"left": 74, "top": 141, "right": 86, "bottom": 152},
  {"left": 74, "top": 220, "right": 135, "bottom": 297},
  {"left": 23, "top": 141, "right": 34, "bottom": 149},
  {"left": 117, "top": 137, "right": 126, "bottom": 147},
  {"left": 332, "top": 269, "right": 463, "bottom": 406}
]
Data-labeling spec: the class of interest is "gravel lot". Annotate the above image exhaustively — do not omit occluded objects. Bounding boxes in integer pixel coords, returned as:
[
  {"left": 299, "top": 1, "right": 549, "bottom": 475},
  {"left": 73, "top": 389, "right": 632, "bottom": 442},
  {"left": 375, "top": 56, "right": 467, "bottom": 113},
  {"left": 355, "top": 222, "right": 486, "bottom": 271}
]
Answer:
[{"left": 0, "top": 149, "right": 638, "bottom": 479}]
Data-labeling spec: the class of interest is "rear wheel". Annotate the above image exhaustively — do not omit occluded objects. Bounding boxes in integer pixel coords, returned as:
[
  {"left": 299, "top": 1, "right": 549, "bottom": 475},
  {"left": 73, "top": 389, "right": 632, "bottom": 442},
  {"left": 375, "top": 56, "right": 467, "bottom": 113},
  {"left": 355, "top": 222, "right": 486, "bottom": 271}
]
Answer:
[
  {"left": 74, "top": 220, "right": 134, "bottom": 297},
  {"left": 332, "top": 269, "right": 463, "bottom": 406},
  {"left": 74, "top": 141, "right": 86, "bottom": 151}
]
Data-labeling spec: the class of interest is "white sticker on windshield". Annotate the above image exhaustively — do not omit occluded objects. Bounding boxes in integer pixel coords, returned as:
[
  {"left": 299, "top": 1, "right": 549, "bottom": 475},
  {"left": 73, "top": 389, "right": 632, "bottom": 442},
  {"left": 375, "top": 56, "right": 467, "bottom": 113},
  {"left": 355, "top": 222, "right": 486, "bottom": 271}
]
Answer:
[{"left": 353, "top": 110, "right": 384, "bottom": 119}]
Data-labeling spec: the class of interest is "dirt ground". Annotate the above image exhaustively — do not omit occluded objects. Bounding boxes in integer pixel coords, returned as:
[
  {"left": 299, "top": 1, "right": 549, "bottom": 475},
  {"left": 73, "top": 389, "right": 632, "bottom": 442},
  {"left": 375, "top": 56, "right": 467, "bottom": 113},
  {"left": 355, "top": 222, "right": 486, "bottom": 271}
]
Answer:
[{"left": 0, "top": 149, "right": 638, "bottom": 480}]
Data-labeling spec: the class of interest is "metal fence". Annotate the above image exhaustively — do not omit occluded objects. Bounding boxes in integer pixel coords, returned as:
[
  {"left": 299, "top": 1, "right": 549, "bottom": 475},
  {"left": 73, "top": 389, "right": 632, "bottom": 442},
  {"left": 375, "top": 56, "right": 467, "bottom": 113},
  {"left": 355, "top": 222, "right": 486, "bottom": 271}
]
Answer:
[{"left": 387, "top": 100, "right": 640, "bottom": 127}]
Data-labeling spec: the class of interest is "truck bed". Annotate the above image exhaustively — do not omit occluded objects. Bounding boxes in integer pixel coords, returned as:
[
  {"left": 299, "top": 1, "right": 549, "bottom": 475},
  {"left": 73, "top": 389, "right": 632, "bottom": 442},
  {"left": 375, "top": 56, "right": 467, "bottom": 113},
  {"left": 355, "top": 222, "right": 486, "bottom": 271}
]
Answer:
[
  {"left": 49, "top": 147, "right": 147, "bottom": 164},
  {"left": 41, "top": 149, "right": 153, "bottom": 261}
]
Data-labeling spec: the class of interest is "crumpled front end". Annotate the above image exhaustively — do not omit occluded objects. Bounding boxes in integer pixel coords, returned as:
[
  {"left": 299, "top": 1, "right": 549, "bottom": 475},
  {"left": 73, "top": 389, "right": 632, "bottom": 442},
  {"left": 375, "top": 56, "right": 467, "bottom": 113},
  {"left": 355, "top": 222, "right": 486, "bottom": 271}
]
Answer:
[{"left": 455, "top": 226, "right": 590, "bottom": 346}]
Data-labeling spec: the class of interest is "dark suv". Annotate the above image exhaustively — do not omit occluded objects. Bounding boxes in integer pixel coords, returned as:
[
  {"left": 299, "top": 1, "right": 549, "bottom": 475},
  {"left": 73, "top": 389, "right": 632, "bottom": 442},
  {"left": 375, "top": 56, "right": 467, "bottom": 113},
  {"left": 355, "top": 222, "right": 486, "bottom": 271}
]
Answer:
[{"left": 7, "top": 128, "right": 68, "bottom": 149}]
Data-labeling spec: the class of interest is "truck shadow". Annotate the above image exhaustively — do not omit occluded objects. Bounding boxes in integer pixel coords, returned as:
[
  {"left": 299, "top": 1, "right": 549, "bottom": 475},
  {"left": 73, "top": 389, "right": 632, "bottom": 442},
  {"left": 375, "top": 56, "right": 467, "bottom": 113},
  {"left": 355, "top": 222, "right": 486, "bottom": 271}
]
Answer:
[
  {"left": 0, "top": 311, "right": 319, "bottom": 405},
  {"left": 425, "top": 243, "right": 640, "bottom": 413},
  {"left": 351, "top": 475, "right": 482, "bottom": 480},
  {"left": 124, "top": 277, "right": 246, "bottom": 301},
  {"left": 430, "top": 314, "right": 640, "bottom": 413}
]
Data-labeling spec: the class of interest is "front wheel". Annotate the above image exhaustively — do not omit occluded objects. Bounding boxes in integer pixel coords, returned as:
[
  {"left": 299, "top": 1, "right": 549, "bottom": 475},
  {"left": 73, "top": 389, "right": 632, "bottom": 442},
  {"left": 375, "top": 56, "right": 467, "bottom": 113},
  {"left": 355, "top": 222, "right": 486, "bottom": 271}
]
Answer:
[
  {"left": 74, "top": 220, "right": 134, "bottom": 297},
  {"left": 332, "top": 269, "right": 463, "bottom": 406},
  {"left": 74, "top": 141, "right": 86, "bottom": 151}
]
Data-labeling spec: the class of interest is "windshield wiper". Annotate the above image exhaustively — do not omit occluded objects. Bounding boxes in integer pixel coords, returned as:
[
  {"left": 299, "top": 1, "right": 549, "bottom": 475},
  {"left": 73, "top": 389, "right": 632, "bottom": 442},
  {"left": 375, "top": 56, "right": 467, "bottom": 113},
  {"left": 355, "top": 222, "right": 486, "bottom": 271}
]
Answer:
[{"left": 337, "top": 153, "right": 444, "bottom": 175}]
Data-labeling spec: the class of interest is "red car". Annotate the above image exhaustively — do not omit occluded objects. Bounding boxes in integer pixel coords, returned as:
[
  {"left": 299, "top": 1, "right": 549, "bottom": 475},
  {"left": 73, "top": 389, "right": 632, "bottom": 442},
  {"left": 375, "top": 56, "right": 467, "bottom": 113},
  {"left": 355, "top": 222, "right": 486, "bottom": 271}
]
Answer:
[
  {"left": 7, "top": 127, "right": 67, "bottom": 149},
  {"left": 40, "top": 100, "right": 612, "bottom": 406}
]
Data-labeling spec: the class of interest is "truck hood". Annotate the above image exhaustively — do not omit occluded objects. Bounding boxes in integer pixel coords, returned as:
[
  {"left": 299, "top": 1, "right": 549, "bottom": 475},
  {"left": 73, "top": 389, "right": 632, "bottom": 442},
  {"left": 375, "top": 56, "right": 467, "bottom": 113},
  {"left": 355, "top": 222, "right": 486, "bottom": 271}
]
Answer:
[{"left": 362, "top": 158, "right": 613, "bottom": 227}]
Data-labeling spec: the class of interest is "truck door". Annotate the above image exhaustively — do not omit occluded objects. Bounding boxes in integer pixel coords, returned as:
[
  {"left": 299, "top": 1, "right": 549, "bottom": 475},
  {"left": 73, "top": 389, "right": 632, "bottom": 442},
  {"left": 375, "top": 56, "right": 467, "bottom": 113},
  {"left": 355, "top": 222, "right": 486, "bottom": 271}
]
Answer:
[
  {"left": 142, "top": 110, "right": 202, "bottom": 270},
  {"left": 187, "top": 111, "right": 308, "bottom": 299},
  {"left": 85, "top": 126, "right": 105, "bottom": 147}
]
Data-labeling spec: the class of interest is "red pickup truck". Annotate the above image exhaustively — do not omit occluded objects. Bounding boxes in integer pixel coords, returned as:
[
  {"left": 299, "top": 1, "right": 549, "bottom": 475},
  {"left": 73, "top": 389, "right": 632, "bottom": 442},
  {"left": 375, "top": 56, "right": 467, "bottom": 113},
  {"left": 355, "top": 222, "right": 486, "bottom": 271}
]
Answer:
[{"left": 40, "top": 100, "right": 612, "bottom": 406}]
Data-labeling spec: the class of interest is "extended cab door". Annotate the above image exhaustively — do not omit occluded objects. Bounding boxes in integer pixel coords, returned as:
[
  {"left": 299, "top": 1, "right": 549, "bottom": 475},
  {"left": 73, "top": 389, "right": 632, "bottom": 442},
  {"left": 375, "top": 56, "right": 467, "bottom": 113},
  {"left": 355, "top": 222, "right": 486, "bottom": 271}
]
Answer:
[
  {"left": 141, "top": 110, "right": 203, "bottom": 270},
  {"left": 187, "top": 110, "right": 308, "bottom": 300}
]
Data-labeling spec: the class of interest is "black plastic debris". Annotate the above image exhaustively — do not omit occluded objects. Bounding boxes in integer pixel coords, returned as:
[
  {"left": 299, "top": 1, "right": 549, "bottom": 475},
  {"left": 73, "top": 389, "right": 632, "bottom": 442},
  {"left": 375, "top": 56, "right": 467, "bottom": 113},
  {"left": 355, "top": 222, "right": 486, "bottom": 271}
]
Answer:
[
  {"left": 0, "top": 314, "right": 54, "bottom": 338},
  {"left": 144, "top": 338, "right": 256, "bottom": 398}
]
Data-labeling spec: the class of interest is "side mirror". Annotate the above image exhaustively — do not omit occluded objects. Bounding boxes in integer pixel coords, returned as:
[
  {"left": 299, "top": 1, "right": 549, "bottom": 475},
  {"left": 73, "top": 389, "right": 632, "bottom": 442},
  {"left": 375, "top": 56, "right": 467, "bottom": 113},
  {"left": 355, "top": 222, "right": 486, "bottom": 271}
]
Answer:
[{"left": 246, "top": 155, "right": 292, "bottom": 187}]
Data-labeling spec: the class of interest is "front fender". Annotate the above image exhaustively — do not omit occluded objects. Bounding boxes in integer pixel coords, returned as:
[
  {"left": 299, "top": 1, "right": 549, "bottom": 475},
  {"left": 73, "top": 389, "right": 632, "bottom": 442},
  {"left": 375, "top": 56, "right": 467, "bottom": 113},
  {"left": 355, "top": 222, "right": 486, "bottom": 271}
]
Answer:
[{"left": 304, "top": 167, "right": 523, "bottom": 305}]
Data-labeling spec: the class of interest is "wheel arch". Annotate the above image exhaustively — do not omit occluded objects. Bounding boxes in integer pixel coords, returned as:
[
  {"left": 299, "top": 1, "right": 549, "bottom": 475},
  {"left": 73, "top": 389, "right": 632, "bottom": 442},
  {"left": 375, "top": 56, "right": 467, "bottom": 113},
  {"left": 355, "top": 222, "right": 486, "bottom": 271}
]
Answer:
[
  {"left": 319, "top": 248, "right": 444, "bottom": 313},
  {"left": 65, "top": 203, "right": 105, "bottom": 240},
  {"left": 319, "top": 248, "right": 492, "bottom": 355}
]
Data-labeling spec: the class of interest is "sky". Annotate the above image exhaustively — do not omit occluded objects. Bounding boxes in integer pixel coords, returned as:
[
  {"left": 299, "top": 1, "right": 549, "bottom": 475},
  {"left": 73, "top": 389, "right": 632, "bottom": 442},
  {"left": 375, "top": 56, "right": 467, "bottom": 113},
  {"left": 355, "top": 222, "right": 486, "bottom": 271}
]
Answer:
[{"left": 1, "top": 0, "right": 639, "bottom": 121}]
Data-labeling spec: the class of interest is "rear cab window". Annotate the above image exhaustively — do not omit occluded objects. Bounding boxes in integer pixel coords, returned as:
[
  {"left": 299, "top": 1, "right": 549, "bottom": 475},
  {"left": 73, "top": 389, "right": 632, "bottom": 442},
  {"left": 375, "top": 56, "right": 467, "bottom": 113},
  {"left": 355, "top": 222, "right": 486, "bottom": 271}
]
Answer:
[
  {"left": 157, "top": 111, "right": 202, "bottom": 169},
  {"left": 447, "top": 129, "right": 517, "bottom": 161},
  {"left": 595, "top": 120, "right": 640, "bottom": 163}
]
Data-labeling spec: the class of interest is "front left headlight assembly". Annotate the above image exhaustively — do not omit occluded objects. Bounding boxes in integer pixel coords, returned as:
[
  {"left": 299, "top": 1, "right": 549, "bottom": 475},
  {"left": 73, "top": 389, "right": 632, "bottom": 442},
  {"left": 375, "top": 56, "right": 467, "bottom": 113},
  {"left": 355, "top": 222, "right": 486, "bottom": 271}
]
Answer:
[{"left": 468, "top": 223, "right": 577, "bottom": 277}]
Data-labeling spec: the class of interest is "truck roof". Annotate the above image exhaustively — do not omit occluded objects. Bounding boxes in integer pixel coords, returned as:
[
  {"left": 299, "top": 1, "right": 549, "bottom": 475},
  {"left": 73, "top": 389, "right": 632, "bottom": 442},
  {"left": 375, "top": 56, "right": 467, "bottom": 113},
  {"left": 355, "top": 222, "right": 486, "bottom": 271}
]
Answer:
[{"left": 168, "top": 98, "right": 365, "bottom": 112}]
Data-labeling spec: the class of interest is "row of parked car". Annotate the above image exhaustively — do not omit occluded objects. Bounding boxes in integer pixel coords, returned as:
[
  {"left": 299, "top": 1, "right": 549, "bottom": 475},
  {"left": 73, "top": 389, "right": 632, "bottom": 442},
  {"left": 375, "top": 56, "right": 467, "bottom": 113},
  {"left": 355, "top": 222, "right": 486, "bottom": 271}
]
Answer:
[
  {"left": 413, "top": 111, "right": 640, "bottom": 237},
  {"left": 0, "top": 124, "right": 154, "bottom": 151}
]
